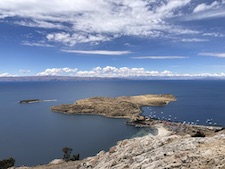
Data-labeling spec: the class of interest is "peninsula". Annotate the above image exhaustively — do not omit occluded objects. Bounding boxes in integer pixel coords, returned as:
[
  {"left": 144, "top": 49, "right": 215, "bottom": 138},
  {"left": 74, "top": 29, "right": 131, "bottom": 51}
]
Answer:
[{"left": 51, "top": 94, "right": 176, "bottom": 119}]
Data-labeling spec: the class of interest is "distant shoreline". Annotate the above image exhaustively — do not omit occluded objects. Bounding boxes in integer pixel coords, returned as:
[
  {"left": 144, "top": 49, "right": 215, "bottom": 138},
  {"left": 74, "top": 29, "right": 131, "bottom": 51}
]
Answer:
[{"left": 1, "top": 76, "right": 225, "bottom": 82}]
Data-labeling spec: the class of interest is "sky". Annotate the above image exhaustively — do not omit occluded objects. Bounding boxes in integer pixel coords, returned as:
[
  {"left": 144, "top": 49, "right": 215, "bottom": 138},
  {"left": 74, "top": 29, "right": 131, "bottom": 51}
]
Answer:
[{"left": 0, "top": 0, "right": 225, "bottom": 78}]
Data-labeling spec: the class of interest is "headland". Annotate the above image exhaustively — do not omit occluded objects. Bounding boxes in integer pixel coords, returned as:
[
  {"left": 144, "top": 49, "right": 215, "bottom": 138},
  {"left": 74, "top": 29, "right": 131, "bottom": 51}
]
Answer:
[{"left": 51, "top": 94, "right": 176, "bottom": 119}]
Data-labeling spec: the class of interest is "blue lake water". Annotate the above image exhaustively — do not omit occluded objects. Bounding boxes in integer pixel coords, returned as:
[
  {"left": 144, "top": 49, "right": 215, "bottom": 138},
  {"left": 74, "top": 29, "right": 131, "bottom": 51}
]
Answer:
[{"left": 1, "top": 80, "right": 225, "bottom": 166}]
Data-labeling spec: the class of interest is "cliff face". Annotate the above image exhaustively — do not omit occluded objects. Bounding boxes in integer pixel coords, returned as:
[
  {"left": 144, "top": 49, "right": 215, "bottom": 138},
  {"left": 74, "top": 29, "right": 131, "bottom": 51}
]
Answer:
[
  {"left": 18, "top": 129, "right": 225, "bottom": 169},
  {"left": 51, "top": 94, "right": 176, "bottom": 118}
]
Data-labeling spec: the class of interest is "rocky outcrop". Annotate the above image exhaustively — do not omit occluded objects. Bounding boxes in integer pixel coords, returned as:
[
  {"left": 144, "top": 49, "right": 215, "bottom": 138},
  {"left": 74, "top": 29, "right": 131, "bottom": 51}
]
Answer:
[
  {"left": 17, "top": 128, "right": 225, "bottom": 169},
  {"left": 86, "top": 132, "right": 225, "bottom": 169},
  {"left": 51, "top": 94, "right": 176, "bottom": 118}
]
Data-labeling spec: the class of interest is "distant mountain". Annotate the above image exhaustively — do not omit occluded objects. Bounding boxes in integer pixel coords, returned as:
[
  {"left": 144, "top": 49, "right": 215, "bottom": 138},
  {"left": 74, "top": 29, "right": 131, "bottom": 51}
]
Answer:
[
  {"left": 0, "top": 76, "right": 121, "bottom": 82},
  {"left": 0, "top": 76, "right": 225, "bottom": 82}
]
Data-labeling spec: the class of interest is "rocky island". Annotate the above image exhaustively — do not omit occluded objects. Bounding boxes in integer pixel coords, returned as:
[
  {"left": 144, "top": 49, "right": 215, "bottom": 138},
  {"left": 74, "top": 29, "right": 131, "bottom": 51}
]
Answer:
[
  {"left": 51, "top": 94, "right": 176, "bottom": 119},
  {"left": 19, "top": 99, "right": 42, "bottom": 104}
]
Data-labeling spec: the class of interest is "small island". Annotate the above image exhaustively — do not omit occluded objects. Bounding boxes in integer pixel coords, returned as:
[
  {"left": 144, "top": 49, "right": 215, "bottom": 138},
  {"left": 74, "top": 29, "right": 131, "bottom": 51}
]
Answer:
[
  {"left": 51, "top": 94, "right": 176, "bottom": 119},
  {"left": 19, "top": 99, "right": 42, "bottom": 104}
]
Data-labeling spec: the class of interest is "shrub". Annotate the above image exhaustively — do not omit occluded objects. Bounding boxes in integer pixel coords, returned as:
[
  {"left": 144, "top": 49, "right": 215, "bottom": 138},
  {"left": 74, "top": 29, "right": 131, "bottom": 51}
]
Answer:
[
  {"left": 191, "top": 131, "right": 205, "bottom": 137},
  {"left": 62, "top": 147, "right": 80, "bottom": 161},
  {"left": 0, "top": 157, "right": 15, "bottom": 169}
]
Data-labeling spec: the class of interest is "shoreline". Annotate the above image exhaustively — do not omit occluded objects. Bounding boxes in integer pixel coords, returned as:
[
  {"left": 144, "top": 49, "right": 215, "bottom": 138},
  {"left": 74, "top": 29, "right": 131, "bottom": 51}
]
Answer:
[{"left": 127, "top": 115, "right": 224, "bottom": 137}]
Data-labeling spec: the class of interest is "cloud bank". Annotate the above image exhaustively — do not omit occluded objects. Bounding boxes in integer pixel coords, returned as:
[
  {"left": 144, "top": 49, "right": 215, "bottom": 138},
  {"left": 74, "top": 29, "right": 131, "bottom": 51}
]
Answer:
[
  {"left": 37, "top": 67, "right": 78, "bottom": 76},
  {"left": 0, "top": 73, "right": 17, "bottom": 77},
  {"left": 35, "top": 66, "right": 225, "bottom": 78}
]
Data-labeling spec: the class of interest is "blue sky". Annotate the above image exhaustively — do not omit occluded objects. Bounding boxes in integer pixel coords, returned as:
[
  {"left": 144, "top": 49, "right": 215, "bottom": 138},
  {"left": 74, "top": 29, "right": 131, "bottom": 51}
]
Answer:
[{"left": 0, "top": 0, "right": 225, "bottom": 78}]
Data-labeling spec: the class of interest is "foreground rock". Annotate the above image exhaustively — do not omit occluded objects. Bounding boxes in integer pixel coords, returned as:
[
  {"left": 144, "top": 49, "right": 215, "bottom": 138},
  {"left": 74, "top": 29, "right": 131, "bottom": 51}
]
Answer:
[
  {"left": 51, "top": 94, "right": 176, "bottom": 119},
  {"left": 17, "top": 127, "right": 225, "bottom": 169}
]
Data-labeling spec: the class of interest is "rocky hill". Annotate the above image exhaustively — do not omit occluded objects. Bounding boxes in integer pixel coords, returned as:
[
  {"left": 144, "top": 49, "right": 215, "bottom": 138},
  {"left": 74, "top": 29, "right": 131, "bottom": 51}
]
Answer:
[{"left": 17, "top": 126, "right": 225, "bottom": 169}]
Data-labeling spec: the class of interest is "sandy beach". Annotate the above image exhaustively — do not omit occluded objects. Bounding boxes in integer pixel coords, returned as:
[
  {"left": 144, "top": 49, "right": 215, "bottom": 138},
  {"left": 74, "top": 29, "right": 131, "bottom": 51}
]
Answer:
[{"left": 155, "top": 124, "right": 171, "bottom": 137}]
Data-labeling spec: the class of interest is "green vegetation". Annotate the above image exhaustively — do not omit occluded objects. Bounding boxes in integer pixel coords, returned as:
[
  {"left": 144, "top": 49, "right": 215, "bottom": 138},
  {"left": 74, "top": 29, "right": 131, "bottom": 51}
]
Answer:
[
  {"left": 0, "top": 157, "right": 15, "bottom": 169},
  {"left": 62, "top": 147, "right": 79, "bottom": 162}
]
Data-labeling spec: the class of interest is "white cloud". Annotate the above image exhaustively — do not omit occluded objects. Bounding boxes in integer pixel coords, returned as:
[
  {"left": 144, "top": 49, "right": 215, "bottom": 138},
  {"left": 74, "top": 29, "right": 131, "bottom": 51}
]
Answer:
[
  {"left": 0, "top": 0, "right": 199, "bottom": 46},
  {"left": 26, "top": 66, "right": 225, "bottom": 78},
  {"left": 199, "top": 52, "right": 225, "bottom": 58},
  {"left": 181, "top": 38, "right": 209, "bottom": 42},
  {"left": 203, "top": 32, "right": 225, "bottom": 37},
  {"left": 124, "top": 43, "right": 134, "bottom": 47},
  {"left": 193, "top": 1, "right": 220, "bottom": 13},
  {"left": 184, "top": 1, "right": 225, "bottom": 20},
  {"left": 15, "top": 20, "right": 67, "bottom": 30},
  {"left": 75, "top": 66, "right": 225, "bottom": 78},
  {"left": 19, "top": 69, "right": 31, "bottom": 73},
  {"left": 131, "top": 56, "right": 188, "bottom": 59},
  {"left": 0, "top": 73, "right": 17, "bottom": 77},
  {"left": 61, "top": 50, "right": 131, "bottom": 55},
  {"left": 21, "top": 41, "right": 54, "bottom": 47},
  {"left": 76, "top": 66, "right": 172, "bottom": 77},
  {"left": 156, "top": 0, "right": 191, "bottom": 17},
  {"left": 37, "top": 67, "right": 78, "bottom": 76},
  {"left": 46, "top": 33, "right": 73, "bottom": 46},
  {"left": 46, "top": 32, "right": 111, "bottom": 46}
]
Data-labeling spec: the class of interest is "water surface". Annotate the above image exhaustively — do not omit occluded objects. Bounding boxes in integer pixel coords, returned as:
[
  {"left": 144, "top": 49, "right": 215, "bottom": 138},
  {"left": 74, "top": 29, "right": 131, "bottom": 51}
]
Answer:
[{"left": 1, "top": 80, "right": 225, "bottom": 166}]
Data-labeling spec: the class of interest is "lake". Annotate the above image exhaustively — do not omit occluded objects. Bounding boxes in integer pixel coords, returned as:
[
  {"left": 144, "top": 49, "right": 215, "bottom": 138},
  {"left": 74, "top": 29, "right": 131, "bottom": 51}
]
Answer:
[{"left": 1, "top": 80, "right": 225, "bottom": 166}]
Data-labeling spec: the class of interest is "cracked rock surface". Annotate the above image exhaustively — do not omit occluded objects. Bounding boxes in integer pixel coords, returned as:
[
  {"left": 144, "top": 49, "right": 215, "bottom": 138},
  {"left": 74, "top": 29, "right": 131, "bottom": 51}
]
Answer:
[{"left": 17, "top": 128, "right": 225, "bottom": 169}]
